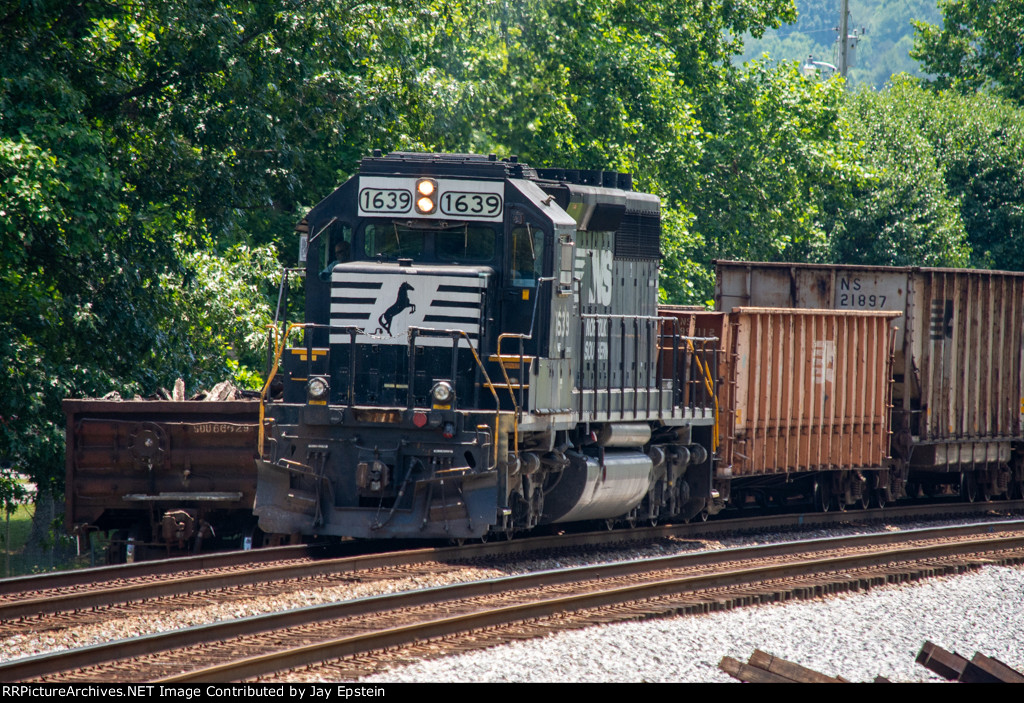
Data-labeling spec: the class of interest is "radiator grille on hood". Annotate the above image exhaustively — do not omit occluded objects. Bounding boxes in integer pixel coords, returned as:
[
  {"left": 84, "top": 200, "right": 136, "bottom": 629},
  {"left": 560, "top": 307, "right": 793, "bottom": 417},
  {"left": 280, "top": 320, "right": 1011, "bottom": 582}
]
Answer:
[{"left": 329, "top": 267, "right": 488, "bottom": 348}]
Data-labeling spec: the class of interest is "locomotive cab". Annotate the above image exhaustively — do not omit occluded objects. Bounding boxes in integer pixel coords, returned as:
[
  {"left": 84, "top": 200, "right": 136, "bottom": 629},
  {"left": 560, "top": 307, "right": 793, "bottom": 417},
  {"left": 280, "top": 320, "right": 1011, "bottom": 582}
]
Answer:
[{"left": 255, "top": 152, "right": 719, "bottom": 540}]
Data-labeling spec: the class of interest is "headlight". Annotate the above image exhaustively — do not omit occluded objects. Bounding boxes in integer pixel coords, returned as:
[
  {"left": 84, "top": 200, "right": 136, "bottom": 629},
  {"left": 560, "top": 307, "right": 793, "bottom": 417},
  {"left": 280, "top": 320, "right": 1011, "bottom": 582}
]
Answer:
[
  {"left": 415, "top": 178, "right": 437, "bottom": 214},
  {"left": 431, "top": 381, "right": 453, "bottom": 403},
  {"left": 307, "top": 376, "right": 329, "bottom": 401}
]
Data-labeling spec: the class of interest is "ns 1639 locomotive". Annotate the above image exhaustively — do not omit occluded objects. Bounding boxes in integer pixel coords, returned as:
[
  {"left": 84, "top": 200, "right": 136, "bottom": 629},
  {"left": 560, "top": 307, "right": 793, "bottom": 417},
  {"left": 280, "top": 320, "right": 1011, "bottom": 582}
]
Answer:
[{"left": 254, "top": 151, "right": 721, "bottom": 540}]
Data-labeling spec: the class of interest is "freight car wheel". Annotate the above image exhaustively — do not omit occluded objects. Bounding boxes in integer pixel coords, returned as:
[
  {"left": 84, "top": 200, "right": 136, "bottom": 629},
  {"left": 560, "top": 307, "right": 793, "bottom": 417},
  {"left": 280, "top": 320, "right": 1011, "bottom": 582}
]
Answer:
[
  {"left": 857, "top": 490, "right": 870, "bottom": 511},
  {"left": 1013, "top": 481, "right": 1024, "bottom": 500},
  {"left": 981, "top": 483, "right": 994, "bottom": 502},
  {"left": 813, "top": 479, "right": 831, "bottom": 513},
  {"left": 960, "top": 473, "right": 978, "bottom": 503},
  {"left": 874, "top": 489, "right": 887, "bottom": 509},
  {"left": 106, "top": 530, "right": 130, "bottom": 565},
  {"left": 241, "top": 526, "right": 264, "bottom": 551}
]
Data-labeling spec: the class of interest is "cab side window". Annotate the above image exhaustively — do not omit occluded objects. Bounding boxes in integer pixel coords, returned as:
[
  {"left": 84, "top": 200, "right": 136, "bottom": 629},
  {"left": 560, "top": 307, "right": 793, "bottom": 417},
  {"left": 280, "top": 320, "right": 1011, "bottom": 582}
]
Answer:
[
  {"left": 508, "top": 224, "right": 546, "bottom": 287},
  {"left": 321, "top": 222, "right": 352, "bottom": 279}
]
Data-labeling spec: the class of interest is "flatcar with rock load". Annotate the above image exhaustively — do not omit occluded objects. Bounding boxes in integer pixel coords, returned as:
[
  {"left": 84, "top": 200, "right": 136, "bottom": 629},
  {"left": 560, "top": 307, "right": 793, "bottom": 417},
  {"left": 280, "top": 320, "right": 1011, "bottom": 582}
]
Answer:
[{"left": 64, "top": 394, "right": 261, "bottom": 560}]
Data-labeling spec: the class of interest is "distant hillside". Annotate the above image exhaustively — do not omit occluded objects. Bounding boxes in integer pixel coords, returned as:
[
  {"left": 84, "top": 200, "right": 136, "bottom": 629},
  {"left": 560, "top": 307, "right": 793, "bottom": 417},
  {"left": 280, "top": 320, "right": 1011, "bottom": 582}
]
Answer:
[{"left": 739, "top": 0, "right": 942, "bottom": 88}]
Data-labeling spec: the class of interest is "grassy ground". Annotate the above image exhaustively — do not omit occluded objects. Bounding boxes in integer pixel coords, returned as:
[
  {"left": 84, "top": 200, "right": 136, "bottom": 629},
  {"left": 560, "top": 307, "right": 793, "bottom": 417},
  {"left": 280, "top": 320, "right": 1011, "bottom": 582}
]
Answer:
[
  {"left": 1, "top": 501, "right": 87, "bottom": 577},
  {"left": 1, "top": 502, "right": 35, "bottom": 578}
]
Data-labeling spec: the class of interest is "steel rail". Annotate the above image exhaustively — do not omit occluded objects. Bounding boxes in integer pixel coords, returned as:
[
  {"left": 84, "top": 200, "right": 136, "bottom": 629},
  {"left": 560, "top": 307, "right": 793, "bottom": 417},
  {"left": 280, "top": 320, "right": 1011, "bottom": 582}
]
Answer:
[
  {"left": 2, "top": 500, "right": 1022, "bottom": 620},
  {"left": 162, "top": 530, "right": 1024, "bottom": 682},
  {"left": 3, "top": 521, "right": 1023, "bottom": 682},
  {"left": 0, "top": 544, "right": 314, "bottom": 597}
]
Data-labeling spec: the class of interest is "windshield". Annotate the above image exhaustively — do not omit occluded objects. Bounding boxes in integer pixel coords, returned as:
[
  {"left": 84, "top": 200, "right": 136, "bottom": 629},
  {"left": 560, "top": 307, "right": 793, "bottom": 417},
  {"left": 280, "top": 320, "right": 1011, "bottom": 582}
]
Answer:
[{"left": 362, "top": 222, "right": 496, "bottom": 263}]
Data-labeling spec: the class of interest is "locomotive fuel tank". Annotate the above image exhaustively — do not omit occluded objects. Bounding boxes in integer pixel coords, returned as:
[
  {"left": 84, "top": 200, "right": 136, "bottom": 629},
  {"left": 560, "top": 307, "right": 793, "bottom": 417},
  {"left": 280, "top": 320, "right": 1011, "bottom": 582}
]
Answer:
[{"left": 543, "top": 450, "right": 653, "bottom": 523}]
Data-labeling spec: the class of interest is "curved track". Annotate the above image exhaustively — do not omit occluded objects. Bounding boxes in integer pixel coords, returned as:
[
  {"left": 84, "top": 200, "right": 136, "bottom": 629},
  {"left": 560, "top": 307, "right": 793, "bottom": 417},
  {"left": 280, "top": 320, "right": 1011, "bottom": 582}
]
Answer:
[{"left": 3, "top": 519, "right": 1024, "bottom": 682}]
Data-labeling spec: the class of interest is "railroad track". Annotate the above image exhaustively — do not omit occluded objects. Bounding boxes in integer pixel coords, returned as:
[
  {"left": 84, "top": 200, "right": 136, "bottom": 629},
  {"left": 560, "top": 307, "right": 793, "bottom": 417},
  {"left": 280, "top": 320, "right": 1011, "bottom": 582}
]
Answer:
[
  {"left": 3, "top": 520, "right": 1024, "bottom": 682},
  {"left": 1, "top": 500, "right": 1022, "bottom": 631}
]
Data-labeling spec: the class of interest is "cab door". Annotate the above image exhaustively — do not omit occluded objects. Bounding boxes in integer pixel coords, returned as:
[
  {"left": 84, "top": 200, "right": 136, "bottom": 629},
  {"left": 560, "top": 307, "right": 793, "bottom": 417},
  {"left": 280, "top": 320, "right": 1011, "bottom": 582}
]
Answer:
[{"left": 501, "top": 209, "right": 549, "bottom": 348}]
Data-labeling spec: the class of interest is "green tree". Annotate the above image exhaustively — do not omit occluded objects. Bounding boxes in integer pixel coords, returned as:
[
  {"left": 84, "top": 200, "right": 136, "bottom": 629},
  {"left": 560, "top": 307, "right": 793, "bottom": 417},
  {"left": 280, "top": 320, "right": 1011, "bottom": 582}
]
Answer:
[
  {"left": 864, "top": 78, "right": 1024, "bottom": 270},
  {"left": 686, "top": 62, "right": 862, "bottom": 270},
  {"left": 0, "top": 0, "right": 453, "bottom": 495},
  {"left": 829, "top": 81, "right": 970, "bottom": 267},
  {"left": 912, "top": 0, "right": 1024, "bottom": 104}
]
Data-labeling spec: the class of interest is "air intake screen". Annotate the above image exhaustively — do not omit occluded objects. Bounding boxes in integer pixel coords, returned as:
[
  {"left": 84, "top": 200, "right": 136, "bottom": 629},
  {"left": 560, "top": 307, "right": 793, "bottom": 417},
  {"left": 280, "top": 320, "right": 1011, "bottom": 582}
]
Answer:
[{"left": 615, "top": 212, "right": 661, "bottom": 260}]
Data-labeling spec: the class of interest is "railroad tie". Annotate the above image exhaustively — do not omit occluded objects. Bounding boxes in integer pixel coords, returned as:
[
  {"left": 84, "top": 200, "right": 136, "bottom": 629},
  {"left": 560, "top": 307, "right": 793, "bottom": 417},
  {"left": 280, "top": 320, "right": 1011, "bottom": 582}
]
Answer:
[
  {"left": 719, "top": 650, "right": 848, "bottom": 683},
  {"left": 916, "top": 641, "right": 1024, "bottom": 683}
]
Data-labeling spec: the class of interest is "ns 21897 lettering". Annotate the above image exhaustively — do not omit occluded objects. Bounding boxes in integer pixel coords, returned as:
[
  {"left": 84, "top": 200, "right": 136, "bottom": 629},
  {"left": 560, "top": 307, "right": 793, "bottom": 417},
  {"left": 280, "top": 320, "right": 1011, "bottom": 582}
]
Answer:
[{"left": 838, "top": 293, "right": 887, "bottom": 308}]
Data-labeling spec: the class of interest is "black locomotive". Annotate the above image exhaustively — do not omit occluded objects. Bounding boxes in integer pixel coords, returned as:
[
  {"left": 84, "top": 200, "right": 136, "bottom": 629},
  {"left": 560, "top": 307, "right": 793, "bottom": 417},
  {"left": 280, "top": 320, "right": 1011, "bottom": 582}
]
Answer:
[{"left": 254, "top": 152, "right": 719, "bottom": 540}]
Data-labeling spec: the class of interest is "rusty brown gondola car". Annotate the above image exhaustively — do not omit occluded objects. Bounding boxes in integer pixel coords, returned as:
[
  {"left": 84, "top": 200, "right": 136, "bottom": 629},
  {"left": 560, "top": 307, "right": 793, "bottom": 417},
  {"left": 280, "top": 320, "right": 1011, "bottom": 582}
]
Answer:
[
  {"left": 716, "top": 261, "right": 1024, "bottom": 502},
  {"left": 660, "top": 305, "right": 900, "bottom": 512},
  {"left": 64, "top": 398, "right": 261, "bottom": 560}
]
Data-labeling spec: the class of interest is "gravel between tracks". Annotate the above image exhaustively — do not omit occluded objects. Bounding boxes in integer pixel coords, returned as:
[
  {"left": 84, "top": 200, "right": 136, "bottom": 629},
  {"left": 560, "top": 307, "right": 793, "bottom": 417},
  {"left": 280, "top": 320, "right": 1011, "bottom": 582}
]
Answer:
[
  {"left": 345, "top": 564, "right": 1024, "bottom": 683},
  {"left": 3, "top": 517, "right": 1023, "bottom": 682}
]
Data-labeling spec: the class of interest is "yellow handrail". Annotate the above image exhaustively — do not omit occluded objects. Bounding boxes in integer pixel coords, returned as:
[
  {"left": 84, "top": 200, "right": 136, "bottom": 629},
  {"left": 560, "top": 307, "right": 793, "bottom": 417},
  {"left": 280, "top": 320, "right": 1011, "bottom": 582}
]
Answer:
[
  {"left": 686, "top": 338, "right": 720, "bottom": 452},
  {"left": 258, "top": 322, "right": 305, "bottom": 457},
  {"left": 495, "top": 333, "right": 531, "bottom": 455}
]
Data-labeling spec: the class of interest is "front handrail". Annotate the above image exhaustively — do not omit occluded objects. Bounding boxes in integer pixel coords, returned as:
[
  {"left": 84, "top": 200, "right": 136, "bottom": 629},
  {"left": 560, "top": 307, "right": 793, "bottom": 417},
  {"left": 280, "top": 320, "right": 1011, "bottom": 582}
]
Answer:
[{"left": 259, "top": 322, "right": 306, "bottom": 457}]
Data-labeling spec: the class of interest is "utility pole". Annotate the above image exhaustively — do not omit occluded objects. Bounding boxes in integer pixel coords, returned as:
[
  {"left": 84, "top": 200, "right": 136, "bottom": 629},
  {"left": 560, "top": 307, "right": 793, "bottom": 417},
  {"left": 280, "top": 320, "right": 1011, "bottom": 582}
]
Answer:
[{"left": 838, "top": 0, "right": 850, "bottom": 78}]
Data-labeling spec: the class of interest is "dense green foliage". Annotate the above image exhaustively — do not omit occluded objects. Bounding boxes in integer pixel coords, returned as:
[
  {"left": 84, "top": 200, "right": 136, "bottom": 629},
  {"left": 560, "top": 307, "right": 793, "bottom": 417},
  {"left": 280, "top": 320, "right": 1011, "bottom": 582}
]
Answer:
[
  {"left": 830, "top": 85, "right": 970, "bottom": 266},
  {"left": 912, "top": 0, "right": 1024, "bottom": 105},
  {"left": 2, "top": 0, "right": 1023, "bottom": 501},
  {"left": 872, "top": 80, "right": 1024, "bottom": 270}
]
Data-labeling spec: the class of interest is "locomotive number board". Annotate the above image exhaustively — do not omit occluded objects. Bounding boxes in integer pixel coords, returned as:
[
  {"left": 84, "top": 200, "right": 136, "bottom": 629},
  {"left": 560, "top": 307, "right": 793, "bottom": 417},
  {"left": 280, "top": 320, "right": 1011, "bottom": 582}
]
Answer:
[{"left": 358, "top": 176, "right": 505, "bottom": 222}]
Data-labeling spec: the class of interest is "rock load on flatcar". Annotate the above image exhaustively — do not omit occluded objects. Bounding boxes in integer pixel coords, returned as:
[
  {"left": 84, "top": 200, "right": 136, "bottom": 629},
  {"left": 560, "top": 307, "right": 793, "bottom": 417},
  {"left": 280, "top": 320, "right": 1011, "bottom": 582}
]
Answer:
[{"left": 64, "top": 384, "right": 260, "bottom": 561}]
